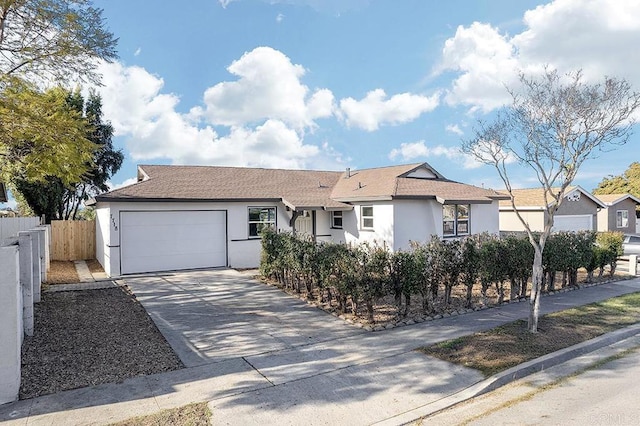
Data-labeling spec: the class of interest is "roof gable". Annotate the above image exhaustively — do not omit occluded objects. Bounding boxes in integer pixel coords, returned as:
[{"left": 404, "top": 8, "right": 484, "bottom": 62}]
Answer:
[
  {"left": 499, "top": 186, "right": 606, "bottom": 209},
  {"left": 595, "top": 193, "right": 640, "bottom": 206}
]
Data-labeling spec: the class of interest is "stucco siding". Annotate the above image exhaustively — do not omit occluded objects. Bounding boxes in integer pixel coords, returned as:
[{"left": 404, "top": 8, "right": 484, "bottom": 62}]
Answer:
[
  {"left": 95, "top": 200, "right": 293, "bottom": 276},
  {"left": 343, "top": 203, "right": 394, "bottom": 249},
  {"left": 470, "top": 202, "right": 500, "bottom": 235},
  {"left": 392, "top": 200, "right": 438, "bottom": 249},
  {"left": 95, "top": 207, "right": 110, "bottom": 276},
  {"left": 500, "top": 210, "right": 544, "bottom": 232},
  {"left": 601, "top": 198, "right": 637, "bottom": 233},
  {"left": 556, "top": 195, "right": 598, "bottom": 216}
]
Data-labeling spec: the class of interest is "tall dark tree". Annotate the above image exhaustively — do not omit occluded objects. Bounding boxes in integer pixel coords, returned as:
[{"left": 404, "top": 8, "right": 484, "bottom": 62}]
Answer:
[{"left": 16, "top": 89, "right": 123, "bottom": 222}]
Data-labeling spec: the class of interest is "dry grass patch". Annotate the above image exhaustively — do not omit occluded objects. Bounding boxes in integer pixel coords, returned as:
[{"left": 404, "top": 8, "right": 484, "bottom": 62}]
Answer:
[
  {"left": 45, "top": 260, "right": 80, "bottom": 284},
  {"left": 109, "top": 402, "right": 211, "bottom": 426},
  {"left": 421, "top": 292, "right": 640, "bottom": 376}
]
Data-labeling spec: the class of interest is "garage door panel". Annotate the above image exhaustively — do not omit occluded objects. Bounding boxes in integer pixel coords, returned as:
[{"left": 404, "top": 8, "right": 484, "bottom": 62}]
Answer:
[
  {"left": 121, "top": 211, "right": 227, "bottom": 274},
  {"left": 552, "top": 215, "right": 593, "bottom": 232}
]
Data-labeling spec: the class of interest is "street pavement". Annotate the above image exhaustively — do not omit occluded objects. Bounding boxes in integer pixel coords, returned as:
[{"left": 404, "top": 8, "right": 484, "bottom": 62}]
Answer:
[
  {"left": 1, "top": 270, "right": 639, "bottom": 425},
  {"left": 424, "top": 333, "right": 640, "bottom": 426}
]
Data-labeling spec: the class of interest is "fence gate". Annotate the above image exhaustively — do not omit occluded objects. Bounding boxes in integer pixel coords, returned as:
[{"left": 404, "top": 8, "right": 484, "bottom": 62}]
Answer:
[{"left": 51, "top": 220, "right": 95, "bottom": 260}]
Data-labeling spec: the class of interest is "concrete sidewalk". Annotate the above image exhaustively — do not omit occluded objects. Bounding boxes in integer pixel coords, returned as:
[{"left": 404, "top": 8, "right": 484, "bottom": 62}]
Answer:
[{"left": 1, "top": 275, "right": 639, "bottom": 425}]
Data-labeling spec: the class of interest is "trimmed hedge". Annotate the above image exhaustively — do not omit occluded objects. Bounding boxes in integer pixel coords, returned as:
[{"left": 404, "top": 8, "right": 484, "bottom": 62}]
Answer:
[{"left": 259, "top": 228, "right": 623, "bottom": 322}]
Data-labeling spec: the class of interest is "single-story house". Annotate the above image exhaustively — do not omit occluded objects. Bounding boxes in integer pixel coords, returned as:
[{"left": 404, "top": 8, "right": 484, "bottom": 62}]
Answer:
[
  {"left": 90, "top": 162, "right": 508, "bottom": 277},
  {"left": 499, "top": 186, "right": 606, "bottom": 233},
  {"left": 595, "top": 193, "right": 640, "bottom": 234}
]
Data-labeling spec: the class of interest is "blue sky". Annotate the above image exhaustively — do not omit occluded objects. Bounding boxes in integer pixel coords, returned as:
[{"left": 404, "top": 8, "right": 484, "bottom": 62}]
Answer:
[{"left": 4, "top": 0, "right": 640, "bottom": 209}]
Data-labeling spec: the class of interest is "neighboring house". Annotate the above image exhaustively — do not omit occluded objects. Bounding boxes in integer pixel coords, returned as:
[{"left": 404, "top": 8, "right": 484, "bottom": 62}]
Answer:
[
  {"left": 594, "top": 193, "right": 640, "bottom": 234},
  {"left": 90, "top": 163, "right": 508, "bottom": 277},
  {"left": 499, "top": 186, "right": 606, "bottom": 233},
  {"left": 0, "top": 182, "right": 7, "bottom": 203}
]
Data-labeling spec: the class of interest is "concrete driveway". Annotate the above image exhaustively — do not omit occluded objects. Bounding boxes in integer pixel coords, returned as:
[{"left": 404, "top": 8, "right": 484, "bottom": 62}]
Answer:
[
  {"left": 3, "top": 271, "right": 640, "bottom": 425},
  {"left": 123, "top": 268, "right": 364, "bottom": 367}
]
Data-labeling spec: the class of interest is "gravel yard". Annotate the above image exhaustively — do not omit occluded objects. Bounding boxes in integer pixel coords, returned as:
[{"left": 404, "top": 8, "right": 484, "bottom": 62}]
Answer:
[{"left": 20, "top": 286, "right": 184, "bottom": 399}]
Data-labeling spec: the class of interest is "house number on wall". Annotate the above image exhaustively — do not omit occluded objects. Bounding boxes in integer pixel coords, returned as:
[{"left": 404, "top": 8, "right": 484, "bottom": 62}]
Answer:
[{"left": 110, "top": 214, "right": 118, "bottom": 231}]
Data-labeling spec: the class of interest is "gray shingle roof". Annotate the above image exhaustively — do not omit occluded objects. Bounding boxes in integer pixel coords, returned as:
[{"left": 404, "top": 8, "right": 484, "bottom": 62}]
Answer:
[{"left": 94, "top": 163, "right": 508, "bottom": 208}]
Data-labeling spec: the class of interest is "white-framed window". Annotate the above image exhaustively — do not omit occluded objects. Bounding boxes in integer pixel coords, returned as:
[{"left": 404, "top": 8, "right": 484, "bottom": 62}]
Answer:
[
  {"left": 331, "top": 211, "right": 343, "bottom": 229},
  {"left": 443, "top": 204, "right": 470, "bottom": 237},
  {"left": 617, "top": 210, "right": 629, "bottom": 228},
  {"left": 361, "top": 206, "right": 374, "bottom": 230},
  {"left": 248, "top": 207, "right": 276, "bottom": 238}
]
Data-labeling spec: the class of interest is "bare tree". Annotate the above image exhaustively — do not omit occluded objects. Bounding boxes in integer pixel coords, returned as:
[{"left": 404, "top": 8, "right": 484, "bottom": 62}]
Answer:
[{"left": 462, "top": 69, "right": 640, "bottom": 333}]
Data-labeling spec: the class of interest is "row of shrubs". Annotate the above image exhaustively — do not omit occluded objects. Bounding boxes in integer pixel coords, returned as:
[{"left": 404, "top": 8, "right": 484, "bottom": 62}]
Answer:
[{"left": 259, "top": 228, "right": 623, "bottom": 323}]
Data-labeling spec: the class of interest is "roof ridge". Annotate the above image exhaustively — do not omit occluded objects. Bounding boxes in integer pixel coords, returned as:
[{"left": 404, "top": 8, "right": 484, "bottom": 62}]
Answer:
[{"left": 140, "top": 164, "right": 343, "bottom": 174}]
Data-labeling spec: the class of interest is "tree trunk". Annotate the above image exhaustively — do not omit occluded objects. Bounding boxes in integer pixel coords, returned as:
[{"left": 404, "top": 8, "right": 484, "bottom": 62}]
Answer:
[
  {"left": 366, "top": 298, "right": 374, "bottom": 323},
  {"left": 465, "top": 284, "right": 473, "bottom": 308},
  {"left": 528, "top": 248, "right": 543, "bottom": 333},
  {"left": 496, "top": 281, "right": 505, "bottom": 304},
  {"left": 519, "top": 277, "right": 528, "bottom": 299},
  {"left": 404, "top": 293, "right": 411, "bottom": 317},
  {"left": 444, "top": 284, "right": 452, "bottom": 305},
  {"left": 421, "top": 291, "right": 430, "bottom": 314},
  {"left": 509, "top": 276, "right": 519, "bottom": 301}
]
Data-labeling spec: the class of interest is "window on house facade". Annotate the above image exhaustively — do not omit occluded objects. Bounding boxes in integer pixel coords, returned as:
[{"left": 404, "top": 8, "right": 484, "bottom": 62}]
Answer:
[
  {"left": 361, "top": 206, "right": 374, "bottom": 230},
  {"left": 248, "top": 207, "right": 276, "bottom": 238},
  {"left": 617, "top": 210, "right": 629, "bottom": 228},
  {"left": 443, "top": 204, "right": 470, "bottom": 237},
  {"left": 331, "top": 211, "right": 343, "bottom": 229}
]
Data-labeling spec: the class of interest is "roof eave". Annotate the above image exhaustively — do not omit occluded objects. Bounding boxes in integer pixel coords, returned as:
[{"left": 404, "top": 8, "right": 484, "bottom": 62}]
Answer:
[{"left": 93, "top": 196, "right": 284, "bottom": 204}]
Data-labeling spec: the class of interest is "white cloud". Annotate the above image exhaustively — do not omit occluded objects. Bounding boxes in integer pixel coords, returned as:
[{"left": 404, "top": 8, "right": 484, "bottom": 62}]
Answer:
[
  {"left": 437, "top": 22, "right": 519, "bottom": 112},
  {"left": 445, "top": 124, "right": 464, "bottom": 136},
  {"left": 134, "top": 47, "right": 141, "bottom": 57},
  {"left": 436, "top": 0, "right": 640, "bottom": 113},
  {"left": 388, "top": 141, "right": 482, "bottom": 169},
  {"left": 108, "top": 177, "right": 138, "bottom": 191},
  {"left": 95, "top": 58, "right": 342, "bottom": 170},
  {"left": 339, "top": 89, "right": 439, "bottom": 131},
  {"left": 276, "top": 13, "right": 284, "bottom": 23},
  {"left": 202, "top": 46, "right": 335, "bottom": 130}
]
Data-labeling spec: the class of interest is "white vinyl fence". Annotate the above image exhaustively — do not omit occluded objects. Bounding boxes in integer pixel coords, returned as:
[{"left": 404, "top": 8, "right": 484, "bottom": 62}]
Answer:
[
  {"left": 0, "top": 217, "right": 41, "bottom": 241},
  {"left": 0, "top": 222, "right": 49, "bottom": 404}
]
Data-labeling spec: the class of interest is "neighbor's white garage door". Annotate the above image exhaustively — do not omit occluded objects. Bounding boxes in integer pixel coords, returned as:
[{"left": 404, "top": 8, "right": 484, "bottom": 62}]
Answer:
[
  {"left": 120, "top": 210, "right": 226, "bottom": 274},
  {"left": 552, "top": 215, "right": 593, "bottom": 232}
]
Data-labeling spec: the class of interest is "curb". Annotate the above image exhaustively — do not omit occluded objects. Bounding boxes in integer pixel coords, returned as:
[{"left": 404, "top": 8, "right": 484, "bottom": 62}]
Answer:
[{"left": 374, "top": 322, "right": 640, "bottom": 426}]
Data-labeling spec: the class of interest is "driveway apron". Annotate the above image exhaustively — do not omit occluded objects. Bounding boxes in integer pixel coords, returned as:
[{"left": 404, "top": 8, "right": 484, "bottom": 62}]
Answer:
[
  {"left": 121, "top": 272, "right": 640, "bottom": 425},
  {"left": 123, "top": 269, "right": 364, "bottom": 367}
]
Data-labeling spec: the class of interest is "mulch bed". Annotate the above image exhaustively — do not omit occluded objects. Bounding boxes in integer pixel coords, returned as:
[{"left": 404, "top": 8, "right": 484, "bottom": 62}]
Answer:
[
  {"left": 20, "top": 286, "right": 184, "bottom": 399},
  {"left": 45, "top": 260, "right": 80, "bottom": 284},
  {"left": 86, "top": 259, "right": 105, "bottom": 274},
  {"left": 261, "top": 268, "right": 629, "bottom": 328}
]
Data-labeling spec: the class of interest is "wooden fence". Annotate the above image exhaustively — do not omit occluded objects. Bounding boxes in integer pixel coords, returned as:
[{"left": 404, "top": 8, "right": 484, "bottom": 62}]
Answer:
[{"left": 51, "top": 220, "right": 95, "bottom": 261}]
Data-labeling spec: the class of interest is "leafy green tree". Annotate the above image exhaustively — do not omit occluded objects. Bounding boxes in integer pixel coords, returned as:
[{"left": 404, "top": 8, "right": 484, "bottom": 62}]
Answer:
[
  {"left": 0, "top": 0, "right": 117, "bottom": 83},
  {"left": 1, "top": 82, "right": 96, "bottom": 187},
  {"left": 14, "top": 90, "right": 122, "bottom": 222},
  {"left": 460, "top": 235, "right": 481, "bottom": 308},
  {"left": 594, "top": 162, "right": 640, "bottom": 214},
  {"left": 0, "top": 0, "right": 117, "bottom": 191},
  {"left": 462, "top": 69, "right": 640, "bottom": 332}
]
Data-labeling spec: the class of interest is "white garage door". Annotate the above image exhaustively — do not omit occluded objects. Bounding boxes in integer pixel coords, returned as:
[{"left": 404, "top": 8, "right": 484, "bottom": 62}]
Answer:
[
  {"left": 120, "top": 210, "right": 227, "bottom": 274},
  {"left": 552, "top": 215, "right": 593, "bottom": 232}
]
